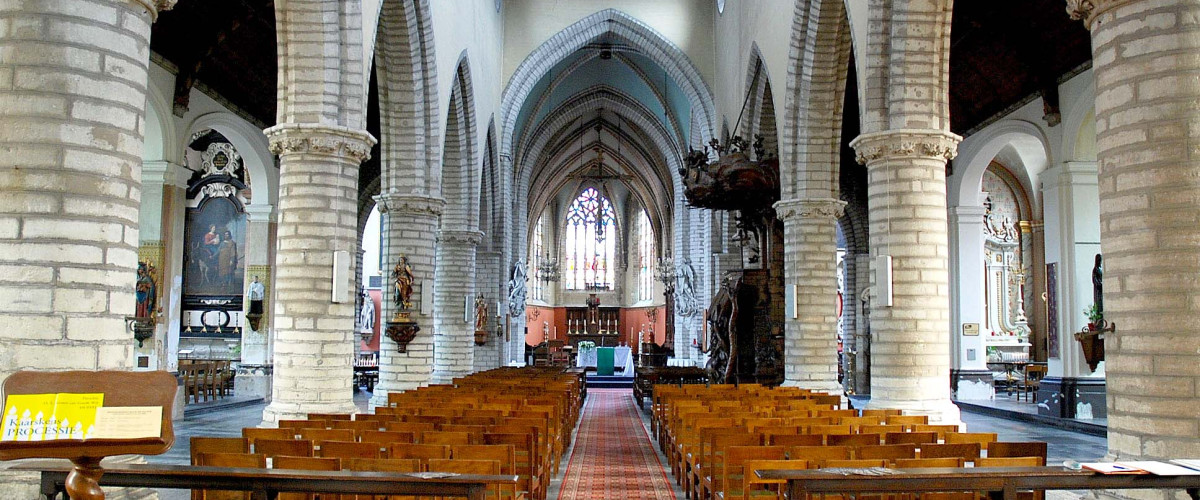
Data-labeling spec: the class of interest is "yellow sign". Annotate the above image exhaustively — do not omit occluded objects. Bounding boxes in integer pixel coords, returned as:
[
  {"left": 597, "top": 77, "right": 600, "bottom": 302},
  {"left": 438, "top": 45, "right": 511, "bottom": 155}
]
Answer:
[
  {"left": 1, "top": 393, "right": 104, "bottom": 441},
  {"left": 963, "top": 323, "right": 980, "bottom": 336}
]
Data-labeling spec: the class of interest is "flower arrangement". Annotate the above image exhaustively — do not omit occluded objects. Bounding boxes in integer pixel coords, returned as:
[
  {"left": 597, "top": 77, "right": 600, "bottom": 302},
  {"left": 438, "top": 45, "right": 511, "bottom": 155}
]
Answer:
[
  {"left": 576, "top": 340, "right": 596, "bottom": 352},
  {"left": 1084, "top": 303, "right": 1103, "bottom": 329}
]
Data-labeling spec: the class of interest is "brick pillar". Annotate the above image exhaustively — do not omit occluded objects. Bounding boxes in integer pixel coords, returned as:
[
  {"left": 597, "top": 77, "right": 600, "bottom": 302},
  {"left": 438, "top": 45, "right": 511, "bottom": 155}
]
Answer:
[
  {"left": 261, "top": 124, "right": 375, "bottom": 424},
  {"left": 0, "top": 0, "right": 172, "bottom": 497},
  {"left": 430, "top": 230, "right": 482, "bottom": 384},
  {"left": 1069, "top": 0, "right": 1200, "bottom": 467},
  {"left": 850, "top": 130, "right": 962, "bottom": 424},
  {"left": 369, "top": 193, "right": 443, "bottom": 408},
  {"left": 775, "top": 198, "right": 846, "bottom": 393}
]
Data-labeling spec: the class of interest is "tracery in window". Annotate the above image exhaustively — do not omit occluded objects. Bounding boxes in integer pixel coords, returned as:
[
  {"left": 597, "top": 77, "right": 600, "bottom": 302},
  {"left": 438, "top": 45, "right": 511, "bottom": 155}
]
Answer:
[
  {"left": 531, "top": 215, "right": 546, "bottom": 301},
  {"left": 637, "top": 210, "right": 655, "bottom": 301},
  {"left": 564, "top": 187, "right": 616, "bottom": 290}
]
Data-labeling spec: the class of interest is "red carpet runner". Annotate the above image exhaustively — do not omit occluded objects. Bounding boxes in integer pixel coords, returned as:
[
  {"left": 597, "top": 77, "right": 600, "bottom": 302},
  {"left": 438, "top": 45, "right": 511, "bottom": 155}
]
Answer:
[{"left": 557, "top": 389, "right": 676, "bottom": 499}]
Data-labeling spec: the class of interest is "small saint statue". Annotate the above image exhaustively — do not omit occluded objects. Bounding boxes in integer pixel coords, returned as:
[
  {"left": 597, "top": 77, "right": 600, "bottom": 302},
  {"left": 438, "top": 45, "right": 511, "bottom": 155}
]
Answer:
[
  {"left": 392, "top": 256, "right": 415, "bottom": 311},
  {"left": 358, "top": 290, "right": 375, "bottom": 332},
  {"left": 135, "top": 261, "right": 157, "bottom": 319},
  {"left": 247, "top": 276, "right": 265, "bottom": 315},
  {"left": 474, "top": 293, "right": 488, "bottom": 333}
]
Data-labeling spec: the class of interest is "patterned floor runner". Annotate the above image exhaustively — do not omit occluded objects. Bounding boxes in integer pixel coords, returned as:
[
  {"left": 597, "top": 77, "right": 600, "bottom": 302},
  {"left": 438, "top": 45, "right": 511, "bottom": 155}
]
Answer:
[{"left": 557, "top": 389, "right": 676, "bottom": 499}]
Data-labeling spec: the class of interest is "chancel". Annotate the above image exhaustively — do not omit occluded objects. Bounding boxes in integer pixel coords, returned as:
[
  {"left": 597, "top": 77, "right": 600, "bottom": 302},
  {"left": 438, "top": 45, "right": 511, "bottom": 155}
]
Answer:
[{"left": 1, "top": 1, "right": 1198, "bottom": 499}]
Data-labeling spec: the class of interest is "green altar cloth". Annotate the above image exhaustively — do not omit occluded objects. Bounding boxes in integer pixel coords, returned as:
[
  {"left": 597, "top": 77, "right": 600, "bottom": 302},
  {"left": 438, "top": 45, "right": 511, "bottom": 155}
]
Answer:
[{"left": 597, "top": 347, "right": 615, "bottom": 376}]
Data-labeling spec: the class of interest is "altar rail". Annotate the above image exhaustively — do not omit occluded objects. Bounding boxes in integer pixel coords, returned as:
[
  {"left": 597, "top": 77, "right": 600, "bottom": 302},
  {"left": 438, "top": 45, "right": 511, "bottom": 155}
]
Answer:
[
  {"left": 757, "top": 466, "right": 1200, "bottom": 500},
  {"left": 17, "top": 461, "right": 517, "bottom": 500}
]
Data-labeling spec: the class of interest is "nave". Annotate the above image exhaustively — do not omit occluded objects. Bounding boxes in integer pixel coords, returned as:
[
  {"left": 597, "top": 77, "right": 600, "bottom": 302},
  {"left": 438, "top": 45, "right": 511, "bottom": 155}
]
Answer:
[{"left": 149, "top": 381, "right": 1105, "bottom": 500}]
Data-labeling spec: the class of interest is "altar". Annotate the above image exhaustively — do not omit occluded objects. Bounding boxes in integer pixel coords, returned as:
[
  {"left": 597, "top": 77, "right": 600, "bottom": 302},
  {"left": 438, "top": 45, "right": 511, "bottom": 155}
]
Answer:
[{"left": 577, "top": 346, "right": 635, "bottom": 375}]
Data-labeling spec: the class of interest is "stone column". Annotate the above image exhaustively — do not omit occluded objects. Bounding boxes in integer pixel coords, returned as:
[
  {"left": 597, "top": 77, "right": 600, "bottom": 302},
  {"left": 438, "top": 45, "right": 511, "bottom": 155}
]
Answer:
[
  {"left": 1069, "top": 0, "right": 1200, "bottom": 466},
  {"left": 369, "top": 193, "right": 443, "bottom": 408},
  {"left": 475, "top": 248, "right": 503, "bottom": 372},
  {"left": 852, "top": 253, "right": 872, "bottom": 395},
  {"left": 138, "top": 161, "right": 189, "bottom": 374},
  {"left": 261, "top": 124, "right": 375, "bottom": 424},
  {"left": 948, "top": 205, "right": 992, "bottom": 400},
  {"left": 430, "top": 230, "right": 482, "bottom": 384},
  {"left": 239, "top": 203, "right": 275, "bottom": 400},
  {"left": 850, "top": 130, "right": 962, "bottom": 424},
  {"left": 775, "top": 198, "right": 846, "bottom": 393},
  {"left": 0, "top": 0, "right": 172, "bottom": 497},
  {"left": 1038, "top": 161, "right": 1104, "bottom": 418}
]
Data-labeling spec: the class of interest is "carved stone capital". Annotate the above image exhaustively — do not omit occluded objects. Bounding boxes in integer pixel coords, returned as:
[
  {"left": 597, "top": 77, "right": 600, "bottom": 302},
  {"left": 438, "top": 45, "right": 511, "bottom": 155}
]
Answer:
[
  {"left": 1066, "top": 0, "right": 1136, "bottom": 30},
  {"left": 849, "top": 129, "right": 963, "bottom": 165},
  {"left": 437, "top": 230, "right": 484, "bottom": 247},
  {"left": 374, "top": 193, "right": 445, "bottom": 217},
  {"left": 774, "top": 198, "right": 847, "bottom": 223},
  {"left": 130, "top": 0, "right": 176, "bottom": 21},
  {"left": 264, "top": 123, "right": 377, "bottom": 163}
]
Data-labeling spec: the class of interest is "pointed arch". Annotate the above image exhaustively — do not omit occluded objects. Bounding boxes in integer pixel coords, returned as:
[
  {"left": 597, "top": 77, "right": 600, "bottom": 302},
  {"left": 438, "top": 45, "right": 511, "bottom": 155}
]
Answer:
[
  {"left": 375, "top": 0, "right": 440, "bottom": 195},
  {"left": 782, "top": 0, "right": 852, "bottom": 201},
  {"left": 440, "top": 52, "right": 480, "bottom": 229}
]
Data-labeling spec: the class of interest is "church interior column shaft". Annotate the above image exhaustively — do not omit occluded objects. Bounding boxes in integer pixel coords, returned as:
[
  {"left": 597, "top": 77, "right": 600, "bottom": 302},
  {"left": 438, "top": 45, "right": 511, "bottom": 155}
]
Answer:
[
  {"left": 948, "top": 205, "right": 992, "bottom": 399},
  {"left": 851, "top": 130, "right": 962, "bottom": 424},
  {"left": 261, "top": 124, "right": 375, "bottom": 423},
  {"left": 1070, "top": 0, "right": 1200, "bottom": 464},
  {"left": 430, "top": 230, "right": 482, "bottom": 384},
  {"left": 776, "top": 198, "right": 846, "bottom": 392},
  {"left": 369, "top": 194, "right": 443, "bottom": 407}
]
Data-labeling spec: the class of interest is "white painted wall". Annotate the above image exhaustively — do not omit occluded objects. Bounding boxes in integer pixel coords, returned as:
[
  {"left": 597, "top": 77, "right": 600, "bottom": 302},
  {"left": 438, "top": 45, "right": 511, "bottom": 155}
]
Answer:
[
  {"left": 430, "top": 0, "right": 505, "bottom": 162},
  {"left": 712, "top": 0, "right": 792, "bottom": 141}
]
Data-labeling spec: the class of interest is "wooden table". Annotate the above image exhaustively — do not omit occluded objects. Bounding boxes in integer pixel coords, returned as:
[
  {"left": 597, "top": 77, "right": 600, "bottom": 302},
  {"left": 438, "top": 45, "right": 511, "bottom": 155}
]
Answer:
[
  {"left": 16, "top": 462, "right": 518, "bottom": 500},
  {"left": 757, "top": 466, "right": 1200, "bottom": 500}
]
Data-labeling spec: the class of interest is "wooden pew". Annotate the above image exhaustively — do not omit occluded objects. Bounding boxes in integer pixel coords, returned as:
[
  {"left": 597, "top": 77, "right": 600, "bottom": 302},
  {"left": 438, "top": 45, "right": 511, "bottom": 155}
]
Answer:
[{"left": 16, "top": 461, "right": 518, "bottom": 500}]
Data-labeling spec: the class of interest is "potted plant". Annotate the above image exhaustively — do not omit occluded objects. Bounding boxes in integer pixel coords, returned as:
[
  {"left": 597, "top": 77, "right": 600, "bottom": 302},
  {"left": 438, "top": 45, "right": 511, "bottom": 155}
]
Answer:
[{"left": 1083, "top": 303, "right": 1103, "bottom": 330}]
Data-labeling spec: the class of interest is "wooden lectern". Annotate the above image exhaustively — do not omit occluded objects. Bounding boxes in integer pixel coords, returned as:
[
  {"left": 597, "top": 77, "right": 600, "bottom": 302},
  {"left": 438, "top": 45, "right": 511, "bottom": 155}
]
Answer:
[{"left": 0, "top": 370, "right": 177, "bottom": 500}]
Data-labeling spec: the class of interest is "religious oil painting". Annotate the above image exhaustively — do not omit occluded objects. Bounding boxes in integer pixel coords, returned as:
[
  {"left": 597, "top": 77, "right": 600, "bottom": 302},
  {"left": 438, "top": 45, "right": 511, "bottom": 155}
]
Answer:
[{"left": 183, "top": 197, "right": 247, "bottom": 297}]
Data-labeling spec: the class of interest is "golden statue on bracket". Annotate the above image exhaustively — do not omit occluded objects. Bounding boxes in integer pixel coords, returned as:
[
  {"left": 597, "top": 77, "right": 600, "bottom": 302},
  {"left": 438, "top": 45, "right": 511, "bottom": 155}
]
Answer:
[{"left": 386, "top": 255, "right": 420, "bottom": 352}]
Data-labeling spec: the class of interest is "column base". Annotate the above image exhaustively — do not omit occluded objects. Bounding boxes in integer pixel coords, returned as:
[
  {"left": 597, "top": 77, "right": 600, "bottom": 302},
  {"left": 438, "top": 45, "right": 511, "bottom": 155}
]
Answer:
[
  {"left": 867, "top": 397, "right": 963, "bottom": 427},
  {"left": 235, "top": 364, "right": 273, "bottom": 400},
  {"left": 261, "top": 399, "right": 358, "bottom": 426},
  {"left": 1036, "top": 376, "right": 1107, "bottom": 419},
  {"left": 951, "top": 369, "right": 996, "bottom": 400}
]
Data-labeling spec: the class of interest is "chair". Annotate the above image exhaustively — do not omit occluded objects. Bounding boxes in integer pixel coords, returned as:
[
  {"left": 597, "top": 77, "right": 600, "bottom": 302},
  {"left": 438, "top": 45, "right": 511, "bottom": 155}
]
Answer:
[
  {"left": 820, "top": 459, "right": 888, "bottom": 468},
  {"left": 309, "top": 413, "right": 354, "bottom": 421},
  {"left": 342, "top": 458, "right": 422, "bottom": 500},
  {"left": 255, "top": 439, "right": 313, "bottom": 457},
  {"left": 421, "top": 431, "right": 472, "bottom": 445},
  {"left": 769, "top": 434, "right": 823, "bottom": 447},
  {"left": 918, "top": 443, "right": 981, "bottom": 461},
  {"left": 827, "top": 433, "right": 881, "bottom": 447},
  {"left": 360, "top": 430, "right": 415, "bottom": 449},
  {"left": 787, "top": 446, "right": 851, "bottom": 463},
  {"left": 894, "top": 457, "right": 964, "bottom": 468},
  {"left": 191, "top": 437, "right": 248, "bottom": 463},
  {"left": 279, "top": 420, "right": 320, "bottom": 430},
  {"left": 855, "top": 444, "right": 917, "bottom": 463},
  {"left": 987, "top": 441, "right": 1047, "bottom": 460},
  {"left": 390, "top": 443, "right": 451, "bottom": 462},
  {"left": 884, "top": 432, "right": 938, "bottom": 446},
  {"left": 721, "top": 446, "right": 786, "bottom": 500},
  {"left": 944, "top": 432, "right": 997, "bottom": 451},
  {"left": 243, "top": 427, "right": 297, "bottom": 446},
  {"left": 912, "top": 424, "right": 961, "bottom": 441},
  {"left": 742, "top": 459, "right": 808, "bottom": 500},
  {"left": 194, "top": 453, "right": 267, "bottom": 500},
  {"left": 976, "top": 456, "right": 1044, "bottom": 467},
  {"left": 427, "top": 459, "right": 502, "bottom": 499},
  {"left": 319, "top": 440, "right": 382, "bottom": 459},
  {"left": 451, "top": 445, "right": 520, "bottom": 499},
  {"left": 547, "top": 340, "right": 568, "bottom": 366},
  {"left": 272, "top": 456, "right": 341, "bottom": 500},
  {"left": 1018, "top": 365, "right": 1047, "bottom": 402},
  {"left": 299, "top": 428, "right": 356, "bottom": 444}
]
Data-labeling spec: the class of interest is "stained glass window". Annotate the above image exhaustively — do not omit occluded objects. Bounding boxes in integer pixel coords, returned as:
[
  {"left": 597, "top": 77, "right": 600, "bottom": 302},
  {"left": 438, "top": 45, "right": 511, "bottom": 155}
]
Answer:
[
  {"left": 637, "top": 210, "right": 655, "bottom": 301},
  {"left": 565, "top": 187, "right": 616, "bottom": 290}
]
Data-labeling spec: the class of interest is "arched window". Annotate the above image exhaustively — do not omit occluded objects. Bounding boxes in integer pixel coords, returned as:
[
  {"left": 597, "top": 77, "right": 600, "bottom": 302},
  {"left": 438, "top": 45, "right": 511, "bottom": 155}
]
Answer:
[
  {"left": 637, "top": 210, "right": 655, "bottom": 302},
  {"left": 564, "top": 187, "right": 616, "bottom": 290},
  {"left": 530, "top": 214, "right": 545, "bottom": 301}
]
